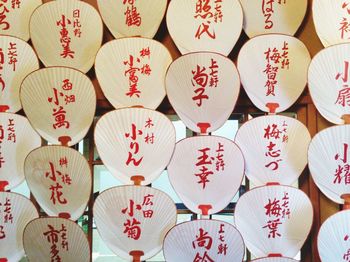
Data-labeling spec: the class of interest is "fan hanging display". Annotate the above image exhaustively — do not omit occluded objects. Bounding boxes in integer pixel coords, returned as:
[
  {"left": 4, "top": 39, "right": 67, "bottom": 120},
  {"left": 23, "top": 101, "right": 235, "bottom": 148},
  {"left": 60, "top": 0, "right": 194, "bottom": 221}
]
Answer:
[{"left": 251, "top": 258, "right": 298, "bottom": 262}]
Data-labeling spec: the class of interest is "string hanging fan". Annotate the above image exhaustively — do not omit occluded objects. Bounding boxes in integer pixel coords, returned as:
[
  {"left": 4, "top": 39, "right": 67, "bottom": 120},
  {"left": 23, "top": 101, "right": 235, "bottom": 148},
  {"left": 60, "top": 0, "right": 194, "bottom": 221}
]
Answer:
[
  {"left": 251, "top": 258, "right": 298, "bottom": 262},
  {"left": 95, "top": 37, "right": 172, "bottom": 110}
]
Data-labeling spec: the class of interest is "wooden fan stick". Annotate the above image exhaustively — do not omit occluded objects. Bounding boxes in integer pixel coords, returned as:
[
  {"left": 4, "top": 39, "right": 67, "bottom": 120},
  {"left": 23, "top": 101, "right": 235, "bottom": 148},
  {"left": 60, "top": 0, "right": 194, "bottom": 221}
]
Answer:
[
  {"left": 0, "top": 105, "right": 9, "bottom": 112},
  {"left": 341, "top": 194, "right": 350, "bottom": 210},
  {"left": 58, "top": 136, "right": 71, "bottom": 147},
  {"left": 342, "top": 114, "right": 350, "bottom": 124},
  {"left": 129, "top": 250, "right": 144, "bottom": 262},
  {"left": 266, "top": 102, "right": 279, "bottom": 114},
  {"left": 131, "top": 175, "right": 145, "bottom": 186},
  {"left": 0, "top": 181, "right": 8, "bottom": 192}
]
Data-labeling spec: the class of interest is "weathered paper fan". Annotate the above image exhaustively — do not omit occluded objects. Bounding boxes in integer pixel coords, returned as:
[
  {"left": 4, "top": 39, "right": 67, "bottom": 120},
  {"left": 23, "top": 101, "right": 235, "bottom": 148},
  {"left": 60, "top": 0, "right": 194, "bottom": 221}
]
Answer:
[
  {"left": 163, "top": 219, "right": 245, "bottom": 262},
  {"left": 167, "top": 136, "right": 244, "bottom": 215},
  {"left": 0, "top": 192, "right": 38, "bottom": 262},
  {"left": 165, "top": 52, "right": 240, "bottom": 134},
  {"left": 97, "top": 0, "right": 167, "bottom": 39},
  {"left": 29, "top": 0, "right": 103, "bottom": 73},
  {"left": 20, "top": 67, "right": 96, "bottom": 146},
  {"left": 94, "top": 108, "right": 175, "bottom": 185},
  {"left": 251, "top": 258, "right": 298, "bottom": 262},
  {"left": 234, "top": 115, "right": 311, "bottom": 186},
  {"left": 237, "top": 34, "right": 310, "bottom": 113},
  {"left": 24, "top": 145, "right": 91, "bottom": 221},
  {"left": 23, "top": 217, "right": 90, "bottom": 262},
  {"left": 166, "top": 0, "right": 243, "bottom": 55},
  {"left": 93, "top": 186, "right": 177, "bottom": 261},
  {"left": 95, "top": 37, "right": 172, "bottom": 109},
  {"left": 0, "top": 113, "right": 41, "bottom": 191},
  {"left": 235, "top": 185, "right": 313, "bottom": 258},
  {"left": 240, "top": 0, "right": 307, "bottom": 38}
]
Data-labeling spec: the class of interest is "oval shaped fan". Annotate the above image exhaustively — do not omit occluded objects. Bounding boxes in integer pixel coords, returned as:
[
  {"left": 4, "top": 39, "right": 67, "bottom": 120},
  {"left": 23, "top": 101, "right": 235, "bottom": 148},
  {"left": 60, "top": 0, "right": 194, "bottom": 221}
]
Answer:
[
  {"left": 23, "top": 217, "right": 90, "bottom": 262},
  {"left": 167, "top": 136, "right": 244, "bottom": 215},
  {"left": 166, "top": 0, "right": 243, "bottom": 55},
  {"left": 0, "top": 192, "right": 38, "bottom": 262},
  {"left": 251, "top": 258, "right": 298, "bottom": 262},
  {"left": 165, "top": 52, "right": 240, "bottom": 134},
  {"left": 29, "top": 0, "right": 103, "bottom": 73},
  {"left": 235, "top": 185, "right": 313, "bottom": 258},
  {"left": 94, "top": 108, "right": 175, "bottom": 185},
  {"left": 237, "top": 34, "right": 310, "bottom": 113},
  {"left": 95, "top": 37, "right": 172, "bottom": 109},
  {"left": 239, "top": 0, "right": 307, "bottom": 38},
  {"left": 20, "top": 67, "right": 96, "bottom": 146},
  {"left": 24, "top": 145, "right": 91, "bottom": 221},
  {"left": 234, "top": 115, "right": 311, "bottom": 186},
  {"left": 93, "top": 185, "right": 177, "bottom": 261},
  {"left": 97, "top": 0, "right": 167, "bottom": 39}
]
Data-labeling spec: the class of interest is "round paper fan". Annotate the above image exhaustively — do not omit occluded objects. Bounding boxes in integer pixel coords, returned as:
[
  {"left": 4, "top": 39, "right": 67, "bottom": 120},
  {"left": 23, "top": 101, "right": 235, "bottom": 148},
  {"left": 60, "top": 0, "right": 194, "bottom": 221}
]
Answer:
[
  {"left": 234, "top": 185, "right": 313, "bottom": 258},
  {"left": 20, "top": 67, "right": 96, "bottom": 146},
  {"left": 165, "top": 52, "right": 240, "bottom": 134},
  {"left": 240, "top": 0, "right": 307, "bottom": 38},
  {"left": 167, "top": 136, "right": 244, "bottom": 215},
  {"left": 237, "top": 34, "right": 310, "bottom": 113},
  {"left": 163, "top": 219, "right": 245, "bottom": 262},
  {"left": 94, "top": 107, "right": 175, "bottom": 185},
  {"left": 23, "top": 217, "right": 90, "bottom": 262},
  {"left": 29, "top": 0, "right": 103, "bottom": 73},
  {"left": 97, "top": 0, "right": 167, "bottom": 39},
  {"left": 95, "top": 37, "right": 172, "bottom": 109},
  {"left": 166, "top": 0, "right": 243, "bottom": 55},
  {"left": 251, "top": 258, "right": 298, "bottom": 262},
  {"left": 93, "top": 185, "right": 177, "bottom": 261},
  {"left": 234, "top": 115, "right": 311, "bottom": 186},
  {"left": 24, "top": 145, "right": 91, "bottom": 221}
]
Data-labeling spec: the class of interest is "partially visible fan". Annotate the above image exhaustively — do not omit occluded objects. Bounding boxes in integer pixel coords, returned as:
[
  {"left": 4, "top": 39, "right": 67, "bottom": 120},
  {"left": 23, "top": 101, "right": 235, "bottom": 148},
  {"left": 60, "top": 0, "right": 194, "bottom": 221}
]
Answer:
[{"left": 251, "top": 258, "right": 298, "bottom": 262}]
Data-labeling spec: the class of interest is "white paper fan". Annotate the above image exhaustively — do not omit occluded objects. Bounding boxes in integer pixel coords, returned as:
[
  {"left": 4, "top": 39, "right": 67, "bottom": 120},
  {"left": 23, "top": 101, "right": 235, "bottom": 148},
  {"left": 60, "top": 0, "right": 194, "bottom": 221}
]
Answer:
[
  {"left": 235, "top": 185, "right": 313, "bottom": 258},
  {"left": 20, "top": 67, "right": 96, "bottom": 146},
  {"left": 0, "top": 113, "right": 41, "bottom": 191},
  {"left": 251, "top": 257, "right": 298, "bottom": 262},
  {"left": 240, "top": 0, "right": 307, "bottom": 38},
  {"left": 166, "top": 0, "right": 243, "bottom": 55},
  {"left": 0, "top": 192, "right": 38, "bottom": 262},
  {"left": 165, "top": 52, "right": 240, "bottom": 134},
  {"left": 237, "top": 34, "right": 310, "bottom": 113},
  {"left": 94, "top": 108, "right": 175, "bottom": 185},
  {"left": 234, "top": 115, "right": 311, "bottom": 186},
  {"left": 97, "top": 0, "right": 167, "bottom": 39},
  {"left": 95, "top": 37, "right": 172, "bottom": 109},
  {"left": 29, "top": 0, "right": 103, "bottom": 73},
  {"left": 23, "top": 217, "right": 90, "bottom": 262},
  {"left": 24, "top": 145, "right": 91, "bottom": 221},
  {"left": 93, "top": 185, "right": 177, "bottom": 261},
  {"left": 167, "top": 136, "right": 244, "bottom": 215},
  {"left": 163, "top": 219, "right": 245, "bottom": 262}
]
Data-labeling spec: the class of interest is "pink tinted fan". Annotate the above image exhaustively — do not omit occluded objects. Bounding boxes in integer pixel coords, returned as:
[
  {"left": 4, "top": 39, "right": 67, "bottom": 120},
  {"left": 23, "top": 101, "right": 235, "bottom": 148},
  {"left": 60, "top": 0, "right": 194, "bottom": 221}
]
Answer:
[{"left": 251, "top": 258, "right": 298, "bottom": 262}]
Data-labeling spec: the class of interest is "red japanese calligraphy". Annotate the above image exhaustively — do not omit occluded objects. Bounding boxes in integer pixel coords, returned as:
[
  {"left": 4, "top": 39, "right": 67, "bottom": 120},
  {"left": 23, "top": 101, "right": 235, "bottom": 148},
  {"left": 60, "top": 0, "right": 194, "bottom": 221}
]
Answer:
[
  {"left": 0, "top": 0, "right": 21, "bottom": 31},
  {"left": 123, "top": 0, "right": 141, "bottom": 27},
  {"left": 0, "top": 118, "right": 16, "bottom": 169},
  {"left": 343, "top": 235, "right": 350, "bottom": 261},
  {"left": 335, "top": 61, "right": 350, "bottom": 107},
  {"left": 0, "top": 225, "right": 4, "bottom": 239},
  {"left": 217, "top": 223, "right": 227, "bottom": 255},
  {"left": 192, "top": 228, "right": 214, "bottom": 261},
  {"left": 72, "top": 9, "right": 81, "bottom": 37},
  {"left": 7, "top": 41, "right": 17, "bottom": 71},
  {"left": 339, "top": 2, "right": 350, "bottom": 40},
  {"left": 333, "top": 143, "right": 350, "bottom": 184},
  {"left": 262, "top": 0, "right": 286, "bottom": 29},
  {"left": 194, "top": 0, "right": 222, "bottom": 39},
  {"left": 43, "top": 224, "right": 68, "bottom": 261},
  {"left": 0, "top": 48, "right": 4, "bottom": 92},
  {"left": 0, "top": 197, "right": 14, "bottom": 240}
]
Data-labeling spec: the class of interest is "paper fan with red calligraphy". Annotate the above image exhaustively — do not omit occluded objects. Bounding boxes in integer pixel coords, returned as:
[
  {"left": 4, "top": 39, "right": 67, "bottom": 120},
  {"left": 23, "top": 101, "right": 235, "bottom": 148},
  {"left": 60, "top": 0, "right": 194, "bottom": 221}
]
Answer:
[
  {"left": 251, "top": 258, "right": 298, "bottom": 262},
  {"left": 235, "top": 185, "right": 313, "bottom": 258},
  {"left": 237, "top": 34, "right": 310, "bottom": 113},
  {"left": 29, "top": 0, "right": 103, "bottom": 73},
  {"left": 95, "top": 37, "right": 172, "bottom": 109},
  {"left": 23, "top": 217, "right": 90, "bottom": 262},
  {"left": 167, "top": 136, "right": 244, "bottom": 215},
  {"left": 24, "top": 145, "right": 91, "bottom": 221},
  {"left": 20, "top": 67, "right": 96, "bottom": 146},
  {"left": 234, "top": 115, "right": 311, "bottom": 186},
  {"left": 94, "top": 108, "right": 175, "bottom": 185},
  {"left": 165, "top": 52, "right": 240, "bottom": 134},
  {"left": 93, "top": 185, "right": 177, "bottom": 261},
  {"left": 166, "top": 0, "right": 243, "bottom": 55}
]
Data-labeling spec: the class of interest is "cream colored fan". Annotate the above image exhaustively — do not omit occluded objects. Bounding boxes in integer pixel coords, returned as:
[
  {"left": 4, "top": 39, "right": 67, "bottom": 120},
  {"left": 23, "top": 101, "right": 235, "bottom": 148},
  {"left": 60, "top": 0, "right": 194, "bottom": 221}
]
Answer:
[
  {"left": 95, "top": 37, "right": 172, "bottom": 109},
  {"left": 0, "top": 113, "right": 41, "bottom": 191},
  {"left": 94, "top": 108, "right": 175, "bottom": 185},
  {"left": 23, "top": 217, "right": 90, "bottom": 262},
  {"left": 24, "top": 145, "right": 91, "bottom": 221},
  {"left": 167, "top": 136, "right": 244, "bottom": 215},
  {"left": 20, "top": 67, "right": 96, "bottom": 146},
  {"left": 165, "top": 52, "right": 240, "bottom": 134},
  {"left": 163, "top": 219, "right": 245, "bottom": 262},
  {"left": 97, "top": 0, "right": 167, "bottom": 38},
  {"left": 29, "top": 0, "right": 103, "bottom": 73},
  {"left": 240, "top": 0, "right": 307, "bottom": 38},
  {"left": 0, "top": 192, "right": 39, "bottom": 262},
  {"left": 234, "top": 115, "right": 310, "bottom": 186},
  {"left": 235, "top": 185, "right": 313, "bottom": 258},
  {"left": 93, "top": 185, "right": 177, "bottom": 261},
  {"left": 237, "top": 34, "right": 310, "bottom": 113},
  {"left": 251, "top": 258, "right": 298, "bottom": 262},
  {"left": 166, "top": 0, "right": 243, "bottom": 55}
]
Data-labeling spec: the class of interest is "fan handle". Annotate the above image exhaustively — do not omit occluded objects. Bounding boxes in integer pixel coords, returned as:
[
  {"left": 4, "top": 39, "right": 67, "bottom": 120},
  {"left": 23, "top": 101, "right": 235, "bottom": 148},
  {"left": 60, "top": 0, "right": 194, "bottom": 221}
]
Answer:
[
  {"left": 58, "top": 136, "right": 72, "bottom": 146},
  {"left": 266, "top": 103, "right": 279, "bottom": 114},
  {"left": 0, "top": 258, "right": 8, "bottom": 262},
  {"left": 0, "top": 105, "right": 9, "bottom": 112},
  {"left": 129, "top": 250, "right": 144, "bottom": 262},
  {"left": 342, "top": 114, "right": 350, "bottom": 124},
  {"left": 341, "top": 194, "right": 350, "bottom": 210},
  {"left": 197, "top": 123, "right": 211, "bottom": 135},
  {"left": 131, "top": 176, "right": 145, "bottom": 186},
  {"left": 0, "top": 181, "right": 8, "bottom": 192}
]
